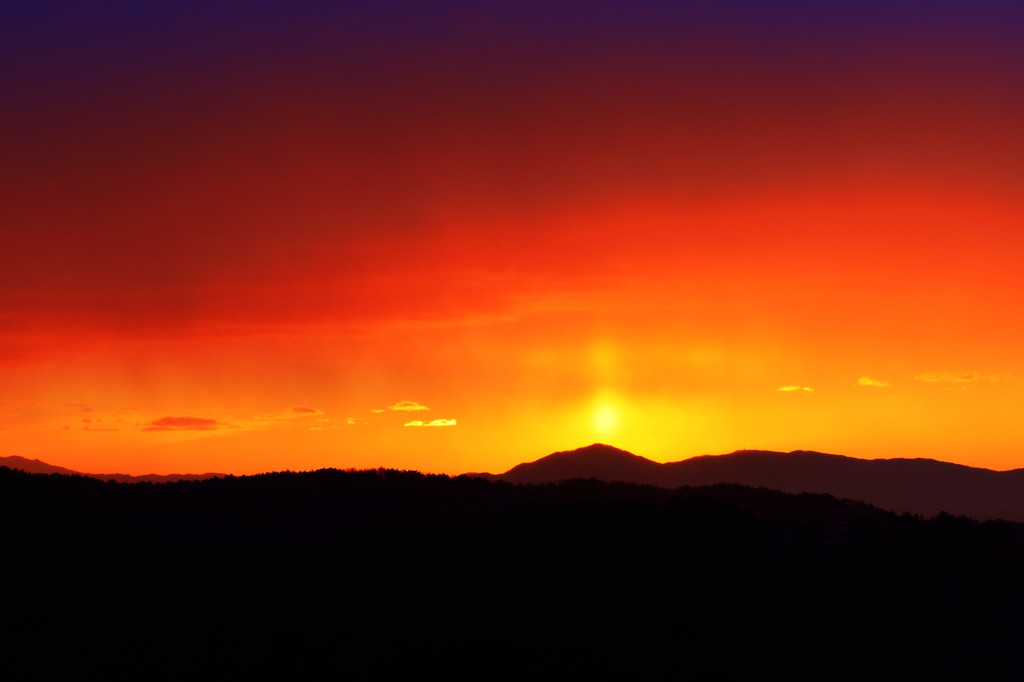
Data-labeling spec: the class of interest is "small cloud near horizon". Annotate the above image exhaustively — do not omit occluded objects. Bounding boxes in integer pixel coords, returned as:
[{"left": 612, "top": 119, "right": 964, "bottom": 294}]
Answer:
[
  {"left": 776, "top": 386, "right": 814, "bottom": 392},
  {"left": 427, "top": 418, "right": 456, "bottom": 427},
  {"left": 404, "top": 418, "right": 457, "bottom": 427},
  {"left": 253, "top": 405, "right": 324, "bottom": 421},
  {"left": 857, "top": 377, "right": 890, "bottom": 387},
  {"left": 144, "top": 416, "right": 221, "bottom": 432},
  {"left": 913, "top": 371, "right": 1008, "bottom": 384},
  {"left": 389, "top": 400, "right": 430, "bottom": 412},
  {"left": 915, "top": 371, "right": 978, "bottom": 383}
]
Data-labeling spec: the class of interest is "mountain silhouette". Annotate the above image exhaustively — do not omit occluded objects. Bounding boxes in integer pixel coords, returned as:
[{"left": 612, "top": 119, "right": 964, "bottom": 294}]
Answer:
[
  {"left": 12, "top": 444, "right": 1024, "bottom": 521},
  {"left": 0, "top": 455, "right": 83, "bottom": 476},
  {"left": 499, "top": 443, "right": 665, "bottom": 484},
  {"left": 475, "top": 444, "right": 1024, "bottom": 522},
  {"left": 0, "top": 455, "right": 223, "bottom": 483}
]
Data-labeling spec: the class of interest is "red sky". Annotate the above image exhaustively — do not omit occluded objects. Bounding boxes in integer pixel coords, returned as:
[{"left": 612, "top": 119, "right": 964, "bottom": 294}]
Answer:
[{"left": 3, "top": 2, "right": 1023, "bottom": 474}]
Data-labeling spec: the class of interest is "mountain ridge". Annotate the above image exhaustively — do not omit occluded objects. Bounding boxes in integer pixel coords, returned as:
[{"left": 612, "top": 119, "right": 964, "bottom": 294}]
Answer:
[
  {"left": 0, "top": 455, "right": 225, "bottom": 483},
  {"left": 471, "top": 444, "right": 1024, "bottom": 522},
  {"left": 8, "top": 445, "right": 1024, "bottom": 521}
]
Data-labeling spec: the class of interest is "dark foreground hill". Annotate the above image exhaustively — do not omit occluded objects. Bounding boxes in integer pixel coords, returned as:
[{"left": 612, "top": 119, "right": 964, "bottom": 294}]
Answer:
[
  {"left": 473, "top": 443, "right": 1024, "bottom": 522},
  {"left": 4, "top": 465, "right": 1024, "bottom": 680}
]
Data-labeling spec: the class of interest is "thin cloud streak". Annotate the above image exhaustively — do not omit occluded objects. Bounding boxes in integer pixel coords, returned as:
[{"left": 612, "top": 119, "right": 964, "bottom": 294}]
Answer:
[
  {"left": 404, "top": 418, "right": 456, "bottom": 427},
  {"left": 254, "top": 405, "right": 325, "bottom": 421},
  {"left": 915, "top": 371, "right": 979, "bottom": 384},
  {"left": 389, "top": 401, "right": 430, "bottom": 412},
  {"left": 144, "top": 416, "right": 222, "bottom": 432}
]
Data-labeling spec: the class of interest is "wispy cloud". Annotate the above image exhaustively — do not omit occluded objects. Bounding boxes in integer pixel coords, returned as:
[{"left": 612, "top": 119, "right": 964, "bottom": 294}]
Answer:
[
  {"left": 915, "top": 371, "right": 978, "bottom": 384},
  {"left": 857, "top": 377, "right": 890, "bottom": 387},
  {"left": 915, "top": 371, "right": 1010, "bottom": 385},
  {"left": 389, "top": 400, "right": 430, "bottom": 412},
  {"left": 144, "top": 416, "right": 222, "bottom": 432},
  {"left": 426, "top": 418, "right": 456, "bottom": 427},
  {"left": 254, "top": 405, "right": 325, "bottom": 421},
  {"left": 776, "top": 386, "right": 814, "bottom": 392},
  {"left": 404, "top": 418, "right": 456, "bottom": 427}
]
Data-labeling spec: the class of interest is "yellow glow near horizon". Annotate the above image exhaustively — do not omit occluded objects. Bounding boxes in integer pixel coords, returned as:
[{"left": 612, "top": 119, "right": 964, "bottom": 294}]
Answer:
[{"left": 593, "top": 405, "right": 618, "bottom": 433}]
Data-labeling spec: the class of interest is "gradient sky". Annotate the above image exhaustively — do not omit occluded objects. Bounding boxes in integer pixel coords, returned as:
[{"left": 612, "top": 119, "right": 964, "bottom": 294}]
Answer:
[{"left": 3, "top": 1, "right": 1023, "bottom": 475}]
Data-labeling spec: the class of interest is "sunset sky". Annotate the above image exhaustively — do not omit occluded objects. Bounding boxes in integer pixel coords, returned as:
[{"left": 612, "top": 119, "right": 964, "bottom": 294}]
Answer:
[{"left": 3, "top": 1, "right": 1023, "bottom": 475}]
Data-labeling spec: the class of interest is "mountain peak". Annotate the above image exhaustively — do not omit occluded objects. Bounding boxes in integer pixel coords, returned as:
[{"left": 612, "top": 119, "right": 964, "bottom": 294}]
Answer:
[
  {"left": 553, "top": 443, "right": 639, "bottom": 458},
  {"left": 500, "top": 443, "right": 662, "bottom": 484}
]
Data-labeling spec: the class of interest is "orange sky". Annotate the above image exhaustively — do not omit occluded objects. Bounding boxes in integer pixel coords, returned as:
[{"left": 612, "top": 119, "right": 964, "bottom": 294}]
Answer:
[{"left": 3, "top": 2, "right": 1023, "bottom": 474}]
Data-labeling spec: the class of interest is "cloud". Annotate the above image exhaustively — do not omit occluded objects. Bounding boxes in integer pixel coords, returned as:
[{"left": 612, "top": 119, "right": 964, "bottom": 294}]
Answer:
[
  {"left": 345, "top": 417, "right": 357, "bottom": 425},
  {"left": 370, "top": 409, "right": 384, "bottom": 414},
  {"left": 143, "top": 416, "right": 221, "bottom": 432},
  {"left": 915, "top": 371, "right": 979, "bottom": 384},
  {"left": 254, "top": 405, "right": 324, "bottom": 421},
  {"left": 404, "top": 418, "right": 457, "bottom": 427},
  {"left": 857, "top": 377, "right": 890, "bottom": 387},
  {"left": 776, "top": 386, "right": 814, "bottom": 392},
  {"left": 426, "top": 418, "right": 456, "bottom": 427},
  {"left": 389, "top": 400, "right": 430, "bottom": 412},
  {"left": 915, "top": 371, "right": 1011, "bottom": 385}
]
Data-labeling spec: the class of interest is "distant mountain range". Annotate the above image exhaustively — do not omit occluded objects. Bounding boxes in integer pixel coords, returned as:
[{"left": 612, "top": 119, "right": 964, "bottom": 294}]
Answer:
[
  {"left": 470, "top": 443, "right": 1024, "bottom": 522},
  {"left": 7, "top": 444, "right": 1024, "bottom": 521},
  {"left": 0, "top": 455, "right": 223, "bottom": 483}
]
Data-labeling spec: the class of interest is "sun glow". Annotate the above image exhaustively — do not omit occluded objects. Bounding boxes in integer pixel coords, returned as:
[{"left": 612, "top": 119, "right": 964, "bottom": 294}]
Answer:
[
  {"left": 589, "top": 391, "right": 618, "bottom": 432},
  {"left": 593, "top": 402, "right": 619, "bottom": 434}
]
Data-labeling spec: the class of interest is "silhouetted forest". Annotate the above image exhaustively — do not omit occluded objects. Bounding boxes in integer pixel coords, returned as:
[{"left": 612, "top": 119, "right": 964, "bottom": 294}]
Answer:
[{"left": 3, "top": 465, "right": 1024, "bottom": 680}]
